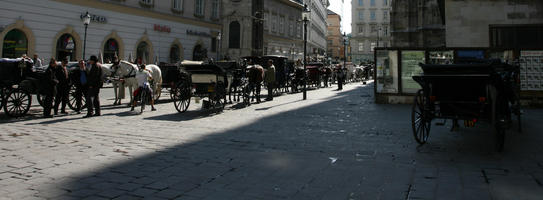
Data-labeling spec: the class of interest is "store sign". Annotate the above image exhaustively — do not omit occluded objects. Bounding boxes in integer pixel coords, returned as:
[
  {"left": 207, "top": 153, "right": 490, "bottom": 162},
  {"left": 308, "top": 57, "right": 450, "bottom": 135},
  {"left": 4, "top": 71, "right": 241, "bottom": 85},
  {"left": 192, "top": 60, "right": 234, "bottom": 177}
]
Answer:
[
  {"left": 186, "top": 30, "right": 212, "bottom": 37},
  {"left": 154, "top": 24, "right": 171, "bottom": 33},
  {"left": 80, "top": 13, "right": 107, "bottom": 23}
]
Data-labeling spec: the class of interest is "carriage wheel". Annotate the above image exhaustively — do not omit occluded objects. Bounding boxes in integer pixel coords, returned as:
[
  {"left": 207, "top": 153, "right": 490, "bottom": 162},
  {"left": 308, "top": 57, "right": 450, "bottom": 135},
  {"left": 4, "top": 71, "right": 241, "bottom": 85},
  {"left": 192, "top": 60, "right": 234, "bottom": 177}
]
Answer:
[
  {"left": 67, "top": 85, "right": 87, "bottom": 111},
  {"left": 169, "top": 88, "right": 176, "bottom": 100},
  {"left": 173, "top": 82, "right": 191, "bottom": 113},
  {"left": 412, "top": 89, "right": 432, "bottom": 145},
  {"left": 0, "top": 88, "right": 5, "bottom": 110},
  {"left": 4, "top": 88, "right": 31, "bottom": 117}
]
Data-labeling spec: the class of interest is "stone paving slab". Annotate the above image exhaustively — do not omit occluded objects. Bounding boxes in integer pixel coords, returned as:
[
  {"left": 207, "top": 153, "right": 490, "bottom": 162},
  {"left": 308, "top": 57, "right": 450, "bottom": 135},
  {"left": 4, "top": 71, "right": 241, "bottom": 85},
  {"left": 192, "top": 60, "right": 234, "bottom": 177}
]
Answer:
[{"left": 0, "top": 82, "right": 542, "bottom": 199}]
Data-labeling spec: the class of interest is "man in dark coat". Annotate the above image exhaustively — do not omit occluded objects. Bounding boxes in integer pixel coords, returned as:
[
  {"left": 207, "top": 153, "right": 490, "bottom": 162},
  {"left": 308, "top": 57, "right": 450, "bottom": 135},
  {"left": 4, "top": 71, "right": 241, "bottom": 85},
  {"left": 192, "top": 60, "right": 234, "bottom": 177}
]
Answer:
[
  {"left": 70, "top": 60, "right": 88, "bottom": 114},
  {"left": 42, "top": 58, "right": 59, "bottom": 118},
  {"left": 54, "top": 57, "right": 70, "bottom": 115},
  {"left": 84, "top": 55, "right": 103, "bottom": 118}
]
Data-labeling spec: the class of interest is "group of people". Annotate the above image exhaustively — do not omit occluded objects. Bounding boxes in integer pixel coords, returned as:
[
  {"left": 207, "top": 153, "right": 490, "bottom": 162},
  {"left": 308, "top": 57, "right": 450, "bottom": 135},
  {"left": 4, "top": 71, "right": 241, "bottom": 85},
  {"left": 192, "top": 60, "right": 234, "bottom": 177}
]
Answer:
[{"left": 41, "top": 55, "right": 103, "bottom": 118}]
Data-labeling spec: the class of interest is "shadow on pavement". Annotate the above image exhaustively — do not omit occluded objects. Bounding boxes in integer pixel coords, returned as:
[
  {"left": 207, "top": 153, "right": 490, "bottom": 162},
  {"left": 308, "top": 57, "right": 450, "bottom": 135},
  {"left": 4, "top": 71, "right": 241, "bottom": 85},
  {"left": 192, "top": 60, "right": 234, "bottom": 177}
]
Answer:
[{"left": 54, "top": 83, "right": 543, "bottom": 199}]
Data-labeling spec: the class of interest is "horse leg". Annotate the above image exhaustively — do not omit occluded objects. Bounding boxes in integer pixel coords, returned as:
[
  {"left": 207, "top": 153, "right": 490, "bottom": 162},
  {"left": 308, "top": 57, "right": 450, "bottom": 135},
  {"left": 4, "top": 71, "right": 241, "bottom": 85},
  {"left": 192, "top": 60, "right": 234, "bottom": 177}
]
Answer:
[{"left": 113, "top": 83, "right": 118, "bottom": 105}]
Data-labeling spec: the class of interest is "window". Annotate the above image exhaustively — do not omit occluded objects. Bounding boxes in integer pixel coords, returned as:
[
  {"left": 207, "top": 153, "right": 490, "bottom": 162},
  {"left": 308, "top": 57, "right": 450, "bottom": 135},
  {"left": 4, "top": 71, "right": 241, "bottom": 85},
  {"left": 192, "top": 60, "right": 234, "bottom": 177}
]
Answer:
[
  {"left": 383, "top": 0, "right": 388, "bottom": 6},
  {"left": 2, "top": 29, "right": 28, "bottom": 58},
  {"left": 358, "top": 11, "right": 364, "bottom": 20},
  {"left": 172, "top": 0, "right": 183, "bottom": 11},
  {"left": 490, "top": 25, "right": 543, "bottom": 48},
  {"left": 170, "top": 44, "right": 180, "bottom": 63},
  {"left": 140, "top": 0, "right": 153, "bottom": 5},
  {"left": 136, "top": 42, "right": 150, "bottom": 64},
  {"left": 228, "top": 21, "right": 240, "bottom": 49},
  {"left": 358, "top": 0, "right": 363, "bottom": 6},
  {"left": 297, "top": 21, "right": 301, "bottom": 38},
  {"left": 279, "top": 16, "right": 285, "bottom": 34},
  {"left": 358, "top": 42, "right": 364, "bottom": 51},
  {"left": 370, "top": 10, "right": 376, "bottom": 21},
  {"left": 264, "top": 12, "right": 269, "bottom": 30},
  {"left": 370, "top": 42, "right": 376, "bottom": 52},
  {"left": 289, "top": 20, "right": 294, "bottom": 36},
  {"left": 370, "top": 24, "right": 377, "bottom": 33},
  {"left": 358, "top": 25, "right": 364, "bottom": 34},
  {"left": 383, "top": 26, "right": 388, "bottom": 36},
  {"left": 211, "top": 0, "right": 219, "bottom": 19},
  {"left": 195, "top": 0, "right": 205, "bottom": 16},
  {"left": 56, "top": 34, "right": 76, "bottom": 61},
  {"left": 370, "top": 0, "right": 375, "bottom": 6},
  {"left": 271, "top": 14, "right": 277, "bottom": 32},
  {"left": 103, "top": 39, "right": 119, "bottom": 63},
  {"left": 383, "top": 11, "right": 388, "bottom": 20}
]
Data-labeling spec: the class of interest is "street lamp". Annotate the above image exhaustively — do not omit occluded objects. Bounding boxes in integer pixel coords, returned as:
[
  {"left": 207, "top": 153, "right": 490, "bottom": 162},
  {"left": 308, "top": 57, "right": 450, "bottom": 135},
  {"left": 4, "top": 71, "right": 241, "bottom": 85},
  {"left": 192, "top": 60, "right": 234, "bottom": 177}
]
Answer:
[
  {"left": 302, "top": 4, "right": 310, "bottom": 100},
  {"left": 82, "top": 12, "right": 91, "bottom": 60},
  {"left": 343, "top": 32, "right": 347, "bottom": 70}
]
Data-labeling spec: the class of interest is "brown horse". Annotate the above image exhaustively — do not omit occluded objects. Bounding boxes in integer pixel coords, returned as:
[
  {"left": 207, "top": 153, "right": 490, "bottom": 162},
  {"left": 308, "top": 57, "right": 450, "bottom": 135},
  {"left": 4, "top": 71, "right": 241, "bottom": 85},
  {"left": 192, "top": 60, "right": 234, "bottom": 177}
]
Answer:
[{"left": 246, "top": 65, "right": 264, "bottom": 103}]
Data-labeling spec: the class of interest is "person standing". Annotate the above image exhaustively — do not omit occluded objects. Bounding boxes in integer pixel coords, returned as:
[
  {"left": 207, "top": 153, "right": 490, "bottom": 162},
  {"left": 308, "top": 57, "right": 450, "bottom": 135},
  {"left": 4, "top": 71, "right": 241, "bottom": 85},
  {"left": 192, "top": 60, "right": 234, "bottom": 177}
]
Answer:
[
  {"left": 33, "top": 54, "right": 42, "bottom": 68},
  {"left": 42, "top": 58, "right": 59, "bottom": 118},
  {"left": 54, "top": 57, "right": 70, "bottom": 115},
  {"left": 84, "top": 55, "right": 103, "bottom": 118},
  {"left": 264, "top": 59, "right": 276, "bottom": 101},
  {"left": 70, "top": 60, "right": 88, "bottom": 114}
]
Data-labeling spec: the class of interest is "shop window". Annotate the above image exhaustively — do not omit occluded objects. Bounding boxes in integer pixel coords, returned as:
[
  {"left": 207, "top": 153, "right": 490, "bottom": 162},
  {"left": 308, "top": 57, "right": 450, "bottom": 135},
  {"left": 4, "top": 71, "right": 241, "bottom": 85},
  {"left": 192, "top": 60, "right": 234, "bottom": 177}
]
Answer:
[
  {"left": 193, "top": 44, "right": 207, "bottom": 61},
  {"left": 136, "top": 41, "right": 150, "bottom": 64},
  {"left": 228, "top": 21, "right": 240, "bottom": 49},
  {"left": 376, "top": 50, "right": 398, "bottom": 93},
  {"left": 489, "top": 25, "right": 543, "bottom": 49},
  {"left": 56, "top": 34, "right": 76, "bottom": 61},
  {"left": 103, "top": 39, "right": 119, "bottom": 63},
  {"left": 170, "top": 44, "right": 181, "bottom": 63},
  {"left": 2, "top": 29, "right": 28, "bottom": 58},
  {"left": 401, "top": 51, "right": 425, "bottom": 94}
]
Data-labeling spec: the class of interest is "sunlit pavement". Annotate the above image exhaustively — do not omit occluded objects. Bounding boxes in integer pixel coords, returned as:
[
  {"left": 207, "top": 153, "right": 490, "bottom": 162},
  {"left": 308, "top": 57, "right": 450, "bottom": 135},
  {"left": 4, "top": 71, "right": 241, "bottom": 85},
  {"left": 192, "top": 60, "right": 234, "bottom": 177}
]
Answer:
[{"left": 1, "top": 81, "right": 543, "bottom": 200}]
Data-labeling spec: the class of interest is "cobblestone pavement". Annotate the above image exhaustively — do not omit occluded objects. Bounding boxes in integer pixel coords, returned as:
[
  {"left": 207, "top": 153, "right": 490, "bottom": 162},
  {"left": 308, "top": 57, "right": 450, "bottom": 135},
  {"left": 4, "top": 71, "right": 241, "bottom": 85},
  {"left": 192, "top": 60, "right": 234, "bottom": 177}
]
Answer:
[{"left": 1, "top": 82, "right": 543, "bottom": 200}]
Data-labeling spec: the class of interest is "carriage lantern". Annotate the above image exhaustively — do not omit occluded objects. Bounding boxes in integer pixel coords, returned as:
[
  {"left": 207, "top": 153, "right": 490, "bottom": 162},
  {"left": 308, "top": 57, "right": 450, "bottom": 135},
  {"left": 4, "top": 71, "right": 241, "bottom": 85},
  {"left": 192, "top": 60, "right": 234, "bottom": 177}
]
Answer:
[
  {"left": 302, "top": 4, "right": 310, "bottom": 100},
  {"left": 83, "top": 12, "right": 91, "bottom": 60}
]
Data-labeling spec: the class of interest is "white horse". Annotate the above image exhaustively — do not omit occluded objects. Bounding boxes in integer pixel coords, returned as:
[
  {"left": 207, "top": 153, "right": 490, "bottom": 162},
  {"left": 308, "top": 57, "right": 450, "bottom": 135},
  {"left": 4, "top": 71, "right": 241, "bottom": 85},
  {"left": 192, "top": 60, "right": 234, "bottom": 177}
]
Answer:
[
  {"left": 144, "top": 64, "right": 163, "bottom": 101},
  {"left": 113, "top": 61, "right": 139, "bottom": 106}
]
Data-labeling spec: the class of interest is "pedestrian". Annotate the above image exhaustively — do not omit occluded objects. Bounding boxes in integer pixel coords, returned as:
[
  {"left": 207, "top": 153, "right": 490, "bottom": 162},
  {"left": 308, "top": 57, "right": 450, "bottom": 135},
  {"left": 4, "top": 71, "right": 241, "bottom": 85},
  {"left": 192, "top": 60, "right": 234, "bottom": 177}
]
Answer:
[
  {"left": 84, "top": 55, "right": 103, "bottom": 118},
  {"left": 42, "top": 58, "right": 58, "bottom": 118},
  {"left": 111, "top": 55, "right": 125, "bottom": 105},
  {"left": 33, "top": 54, "right": 42, "bottom": 68},
  {"left": 70, "top": 60, "right": 88, "bottom": 114},
  {"left": 337, "top": 65, "right": 344, "bottom": 91},
  {"left": 54, "top": 57, "right": 70, "bottom": 115},
  {"left": 264, "top": 59, "right": 275, "bottom": 101}
]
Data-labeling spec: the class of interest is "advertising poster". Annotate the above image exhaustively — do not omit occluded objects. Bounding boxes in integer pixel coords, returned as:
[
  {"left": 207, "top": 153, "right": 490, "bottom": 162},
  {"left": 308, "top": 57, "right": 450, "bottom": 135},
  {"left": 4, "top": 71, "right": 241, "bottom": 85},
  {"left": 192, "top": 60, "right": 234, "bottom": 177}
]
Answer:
[{"left": 401, "top": 51, "right": 425, "bottom": 93}]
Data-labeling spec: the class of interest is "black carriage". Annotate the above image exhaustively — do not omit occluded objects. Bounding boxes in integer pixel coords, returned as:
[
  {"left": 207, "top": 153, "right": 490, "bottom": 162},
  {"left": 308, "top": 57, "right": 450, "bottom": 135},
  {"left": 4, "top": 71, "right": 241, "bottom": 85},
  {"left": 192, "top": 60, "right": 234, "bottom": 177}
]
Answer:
[
  {"left": 158, "top": 62, "right": 184, "bottom": 100},
  {"left": 306, "top": 62, "right": 324, "bottom": 87},
  {"left": 262, "top": 55, "right": 289, "bottom": 94},
  {"left": 172, "top": 61, "right": 228, "bottom": 113},
  {"left": 411, "top": 61, "right": 521, "bottom": 151},
  {"left": 216, "top": 61, "right": 250, "bottom": 105},
  {"left": 0, "top": 58, "right": 45, "bottom": 117}
]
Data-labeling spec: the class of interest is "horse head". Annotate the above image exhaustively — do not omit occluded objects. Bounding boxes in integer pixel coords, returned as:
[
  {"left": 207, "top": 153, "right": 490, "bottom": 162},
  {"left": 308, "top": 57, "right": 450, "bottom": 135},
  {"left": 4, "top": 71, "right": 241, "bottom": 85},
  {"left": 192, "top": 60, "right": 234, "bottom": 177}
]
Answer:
[{"left": 115, "top": 60, "right": 138, "bottom": 78}]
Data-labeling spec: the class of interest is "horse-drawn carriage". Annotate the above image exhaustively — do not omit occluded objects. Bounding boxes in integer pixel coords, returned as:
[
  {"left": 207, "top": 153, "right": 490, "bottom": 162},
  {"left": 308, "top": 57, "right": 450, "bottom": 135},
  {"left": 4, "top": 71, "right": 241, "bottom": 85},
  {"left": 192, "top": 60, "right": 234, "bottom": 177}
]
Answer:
[
  {"left": 172, "top": 61, "right": 228, "bottom": 113},
  {"left": 411, "top": 60, "right": 521, "bottom": 151},
  {"left": 0, "top": 58, "right": 36, "bottom": 117},
  {"left": 306, "top": 62, "right": 324, "bottom": 87}
]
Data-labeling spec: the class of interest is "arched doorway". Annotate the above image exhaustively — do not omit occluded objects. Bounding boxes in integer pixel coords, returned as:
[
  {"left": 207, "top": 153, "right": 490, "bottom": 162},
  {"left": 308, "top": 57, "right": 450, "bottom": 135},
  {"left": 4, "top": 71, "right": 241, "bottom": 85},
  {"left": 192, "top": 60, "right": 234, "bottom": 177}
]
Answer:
[
  {"left": 56, "top": 34, "right": 76, "bottom": 61},
  {"left": 103, "top": 39, "right": 119, "bottom": 63},
  {"left": 228, "top": 21, "right": 240, "bottom": 49},
  {"left": 136, "top": 41, "right": 150, "bottom": 64},
  {"left": 2, "top": 29, "right": 28, "bottom": 58},
  {"left": 170, "top": 44, "right": 181, "bottom": 63},
  {"left": 192, "top": 44, "right": 207, "bottom": 61}
]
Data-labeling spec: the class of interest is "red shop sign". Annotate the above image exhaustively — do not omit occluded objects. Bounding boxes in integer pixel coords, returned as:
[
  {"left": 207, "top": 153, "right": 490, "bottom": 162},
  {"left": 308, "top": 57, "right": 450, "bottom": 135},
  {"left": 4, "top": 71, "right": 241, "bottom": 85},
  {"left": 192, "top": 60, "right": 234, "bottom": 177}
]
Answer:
[{"left": 154, "top": 24, "right": 171, "bottom": 33}]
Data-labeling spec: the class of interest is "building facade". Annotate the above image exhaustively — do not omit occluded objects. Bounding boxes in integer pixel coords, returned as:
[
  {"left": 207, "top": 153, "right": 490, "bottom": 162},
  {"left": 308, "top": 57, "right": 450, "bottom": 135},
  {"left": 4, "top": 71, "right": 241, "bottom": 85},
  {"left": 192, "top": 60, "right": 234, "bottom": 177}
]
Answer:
[
  {"left": 0, "top": 0, "right": 221, "bottom": 63},
  {"left": 390, "top": 0, "right": 445, "bottom": 48},
  {"left": 326, "top": 9, "right": 343, "bottom": 61},
  {"left": 303, "top": 0, "right": 329, "bottom": 59},
  {"left": 445, "top": 0, "right": 543, "bottom": 48},
  {"left": 351, "top": 0, "right": 392, "bottom": 64},
  {"left": 221, "top": 0, "right": 303, "bottom": 60}
]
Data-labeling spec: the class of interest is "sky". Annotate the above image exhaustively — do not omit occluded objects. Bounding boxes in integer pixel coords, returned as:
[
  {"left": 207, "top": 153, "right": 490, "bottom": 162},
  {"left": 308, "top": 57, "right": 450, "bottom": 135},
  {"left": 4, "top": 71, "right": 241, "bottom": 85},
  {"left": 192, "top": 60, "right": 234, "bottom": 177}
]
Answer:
[{"left": 328, "top": 0, "right": 352, "bottom": 34}]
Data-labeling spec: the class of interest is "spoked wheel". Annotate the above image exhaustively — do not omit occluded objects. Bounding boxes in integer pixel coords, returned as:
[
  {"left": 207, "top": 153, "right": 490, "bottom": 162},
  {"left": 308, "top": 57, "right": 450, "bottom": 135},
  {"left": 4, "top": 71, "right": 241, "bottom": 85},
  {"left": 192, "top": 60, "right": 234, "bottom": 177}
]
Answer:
[
  {"left": 67, "top": 85, "right": 87, "bottom": 111},
  {"left": 169, "top": 88, "right": 176, "bottom": 100},
  {"left": 173, "top": 82, "right": 191, "bottom": 113},
  {"left": 4, "top": 88, "right": 31, "bottom": 117},
  {"left": 0, "top": 88, "right": 5, "bottom": 110},
  {"left": 412, "top": 89, "right": 432, "bottom": 145}
]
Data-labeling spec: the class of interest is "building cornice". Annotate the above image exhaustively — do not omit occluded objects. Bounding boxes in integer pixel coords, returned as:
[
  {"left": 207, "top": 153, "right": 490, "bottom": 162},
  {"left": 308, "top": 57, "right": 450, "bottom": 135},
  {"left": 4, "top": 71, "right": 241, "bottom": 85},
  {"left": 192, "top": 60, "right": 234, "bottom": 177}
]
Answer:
[{"left": 52, "top": 0, "right": 221, "bottom": 29}]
